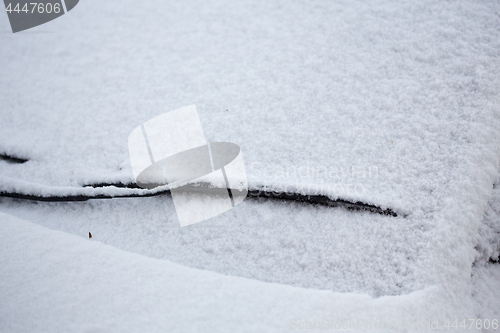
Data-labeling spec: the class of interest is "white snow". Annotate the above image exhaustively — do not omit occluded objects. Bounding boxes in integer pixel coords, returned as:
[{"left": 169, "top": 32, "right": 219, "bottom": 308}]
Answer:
[
  {"left": 0, "top": 212, "right": 480, "bottom": 333},
  {"left": 476, "top": 180, "right": 500, "bottom": 265},
  {"left": 0, "top": 196, "right": 427, "bottom": 297},
  {"left": 471, "top": 264, "right": 500, "bottom": 325},
  {"left": 1, "top": 0, "right": 500, "bottom": 331}
]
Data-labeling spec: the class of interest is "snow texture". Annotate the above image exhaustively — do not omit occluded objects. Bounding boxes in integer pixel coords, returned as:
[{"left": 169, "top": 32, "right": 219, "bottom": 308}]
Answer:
[
  {"left": 1, "top": 0, "right": 500, "bottom": 330},
  {"left": 471, "top": 264, "right": 500, "bottom": 327},
  {"left": 0, "top": 196, "right": 427, "bottom": 297},
  {"left": 476, "top": 180, "right": 500, "bottom": 265},
  {"left": 0, "top": 212, "right": 484, "bottom": 333}
]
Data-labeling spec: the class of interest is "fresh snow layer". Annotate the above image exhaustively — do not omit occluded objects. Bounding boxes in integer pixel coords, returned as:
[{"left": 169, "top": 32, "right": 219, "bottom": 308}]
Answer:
[
  {"left": 0, "top": 0, "right": 499, "bottom": 211},
  {"left": 0, "top": 196, "right": 427, "bottom": 297},
  {"left": 471, "top": 264, "right": 500, "bottom": 325},
  {"left": 1, "top": 0, "right": 500, "bottom": 329},
  {"left": 476, "top": 180, "right": 500, "bottom": 265},
  {"left": 0, "top": 212, "right": 483, "bottom": 333}
]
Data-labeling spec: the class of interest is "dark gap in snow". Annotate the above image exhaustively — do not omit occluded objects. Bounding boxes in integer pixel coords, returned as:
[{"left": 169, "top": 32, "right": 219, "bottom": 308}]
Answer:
[
  {"left": 84, "top": 182, "right": 142, "bottom": 189},
  {"left": 1, "top": 183, "right": 399, "bottom": 216},
  {"left": 0, "top": 191, "right": 162, "bottom": 202},
  {"left": 0, "top": 154, "right": 28, "bottom": 164},
  {"left": 489, "top": 256, "right": 500, "bottom": 264},
  {"left": 247, "top": 189, "right": 399, "bottom": 217}
]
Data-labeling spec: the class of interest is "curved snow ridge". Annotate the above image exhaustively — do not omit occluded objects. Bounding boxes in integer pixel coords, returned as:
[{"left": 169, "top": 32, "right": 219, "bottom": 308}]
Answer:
[
  {"left": 0, "top": 175, "right": 157, "bottom": 199},
  {"left": 0, "top": 211, "right": 477, "bottom": 332}
]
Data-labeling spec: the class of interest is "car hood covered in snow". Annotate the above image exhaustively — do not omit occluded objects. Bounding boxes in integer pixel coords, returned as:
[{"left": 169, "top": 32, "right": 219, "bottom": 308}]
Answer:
[{"left": 1, "top": 0, "right": 500, "bottom": 331}]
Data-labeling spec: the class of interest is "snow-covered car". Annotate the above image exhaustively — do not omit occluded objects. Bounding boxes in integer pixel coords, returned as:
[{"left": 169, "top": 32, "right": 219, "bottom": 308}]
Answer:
[{"left": 1, "top": 0, "right": 499, "bottom": 331}]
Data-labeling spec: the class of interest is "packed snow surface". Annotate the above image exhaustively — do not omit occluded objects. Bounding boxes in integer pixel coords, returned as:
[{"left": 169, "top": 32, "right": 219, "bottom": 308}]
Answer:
[
  {"left": 0, "top": 211, "right": 492, "bottom": 333},
  {"left": 1, "top": 0, "right": 500, "bottom": 331}
]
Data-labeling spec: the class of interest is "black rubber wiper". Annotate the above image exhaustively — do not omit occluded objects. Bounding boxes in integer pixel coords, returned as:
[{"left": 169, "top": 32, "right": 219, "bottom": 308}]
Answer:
[
  {"left": 0, "top": 153, "right": 28, "bottom": 164},
  {"left": 1, "top": 182, "right": 399, "bottom": 217}
]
